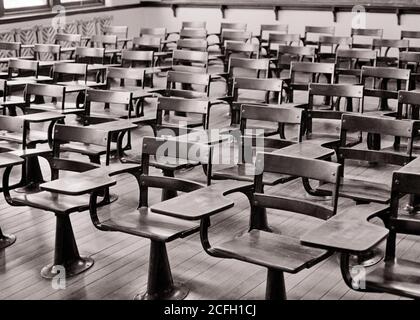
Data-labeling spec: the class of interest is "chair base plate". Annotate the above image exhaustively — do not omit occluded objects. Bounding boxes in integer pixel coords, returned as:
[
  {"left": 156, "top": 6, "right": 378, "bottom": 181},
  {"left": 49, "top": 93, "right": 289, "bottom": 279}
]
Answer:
[
  {"left": 41, "top": 256, "right": 94, "bottom": 279},
  {"left": 134, "top": 283, "right": 189, "bottom": 301},
  {"left": 0, "top": 234, "right": 16, "bottom": 250},
  {"left": 350, "top": 248, "right": 384, "bottom": 268}
]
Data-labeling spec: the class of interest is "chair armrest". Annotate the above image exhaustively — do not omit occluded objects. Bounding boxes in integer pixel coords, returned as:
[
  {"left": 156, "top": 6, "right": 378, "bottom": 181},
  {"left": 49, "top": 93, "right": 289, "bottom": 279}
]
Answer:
[
  {"left": 0, "top": 153, "right": 24, "bottom": 169},
  {"left": 18, "top": 112, "right": 65, "bottom": 123},
  {"left": 10, "top": 147, "right": 52, "bottom": 159},
  {"left": 301, "top": 204, "right": 389, "bottom": 254},
  {"left": 91, "top": 120, "right": 137, "bottom": 133},
  {"left": 151, "top": 181, "right": 253, "bottom": 221},
  {"left": 40, "top": 169, "right": 116, "bottom": 196}
]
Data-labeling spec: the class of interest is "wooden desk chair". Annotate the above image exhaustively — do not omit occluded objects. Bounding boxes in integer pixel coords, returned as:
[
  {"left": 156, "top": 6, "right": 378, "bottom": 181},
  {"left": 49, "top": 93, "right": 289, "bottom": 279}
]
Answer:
[
  {"left": 302, "top": 26, "right": 335, "bottom": 47},
  {"left": 224, "top": 42, "right": 260, "bottom": 72},
  {"left": 302, "top": 158, "right": 420, "bottom": 299},
  {"left": 75, "top": 47, "right": 108, "bottom": 66},
  {"left": 55, "top": 33, "right": 82, "bottom": 59},
  {"left": 106, "top": 67, "right": 156, "bottom": 117},
  {"left": 286, "top": 61, "right": 335, "bottom": 103},
  {"left": 139, "top": 27, "right": 167, "bottom": 40},
  {"left": 202, "top": 152, "right": 340, "bottom": 300},
  {"left": 172, "top": 49, "right": 209, "bottom": 74},
  {"left": 317, "top": 36, "right": 352, "bottom": 62},
  {"left": 213, "top": 22, "right": 247, "bottom": 40},
  {"left": 104, "top": 25, "right": 130, "bottom": 49},
  {"left": 53, "top": 62, "right": 106, "bottom": 89},
  {"left": 33, "top": 44, "right": 62, "bottom": 62},
  {"left": 361, "top": 66, "right": 410, "bottom": 114},
  {"left": 132, "top": 36, "right": 163, "bottom": 52},
  {"left": 155, "top": 70, "right": 211, "bottom": 99},
  {"left": 8, "top": 59, "right": 52, "bottom": 83},
  {"left": 305, "top": 83, "right": 364, "bottom": 151},
  {"left": 316, "top": 114, "right": 419, "bottom": 205},
  {"left": 1, "top": 124, "right": 134, "bottom": 279},
  {"left": 91, "top": 34, "right": 121, "bottom": 63},
  {"left": 87, "top": 136, "right": 214, "bottom": 300},
  {"left": 266, "top": 33, "right": 301, "bottom": 58},
  {"left": 213, "top": 104, "right": 304, "bottom": 186},
  {"left": 23, "top": 83, "right": 86, "bottom": 116},
  {"left": 226, "top": 57, "right": 270, "bottom": 96},
  {"left": 272, "top": 45, "right": 316, "bottom": 78},
  {"left": 229, "top": 77, "right": 285, "bottom": 126},
  {"left": 120, "top": 50, "right": 157, "bottom": 87},
  {"left": 351, "top": 28, "right": 383, "bottom": 49},
  {"left": 373, "top": 38, "right": 409, "bottom": 67},
  {"left": 401, "top": 30, "right": 420, "bottom": 52},
  {"left": 399, "top": 52, "right": 420, "bottom": 90},
  {"left": 335, "top": 49, "right": 377, "bottom": 84},
  {"left": 0, "top": 42, "right": 22, "bottom": 74},
  {"left": 257, "top": 24, "right": 288, "bottom": 48}
]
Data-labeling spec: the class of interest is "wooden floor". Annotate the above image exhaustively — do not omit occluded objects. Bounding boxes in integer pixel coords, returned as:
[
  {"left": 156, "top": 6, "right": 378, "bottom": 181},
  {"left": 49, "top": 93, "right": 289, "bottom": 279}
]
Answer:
[{"left": 0, "top": 68, "right": 418, "bottom": 300}]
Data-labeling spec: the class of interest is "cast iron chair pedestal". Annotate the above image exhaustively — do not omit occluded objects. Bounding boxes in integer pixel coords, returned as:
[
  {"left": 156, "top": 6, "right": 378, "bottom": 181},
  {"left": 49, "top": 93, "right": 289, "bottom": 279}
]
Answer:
[
  {"left": 41, "top": 214, "right": 94, "bottom": 279},
  {"left": 266, "top": 268, "right": 287, "bottom": 300},
  {"left": 134, "top": 240, "right": 189, "bottom": 300}
]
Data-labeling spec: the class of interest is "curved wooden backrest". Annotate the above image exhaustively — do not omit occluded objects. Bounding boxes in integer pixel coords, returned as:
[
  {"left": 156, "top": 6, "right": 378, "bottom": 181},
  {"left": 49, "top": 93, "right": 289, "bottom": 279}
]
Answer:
[
  {"left": 54, "top": 124, "right": 109, "bottom": 146},
  {"left": 142, "top": 136, "right": 211, "bottom": 164},
  {"left": 173, "top": 49, "right": 208, "bottom": 64},
  {"left": 256, "top": 152, "right": 340, "bottom": 185},
  {"left": 221, "top": 30, "right": 251, "bottom": 42},
  {"left": 373, "top": 38, "right": 410, "bottom": 49},
  {"left": 92, "top": 34, "right": 118, "bottom": 46},
  {"left": 229, "top": 57, "right": 270, "bottom": 71},
  {"left": 55, "top": 33, "right": 82, "bottom": 44},
  {"left": 305, "top": 26, "right": 335, "bottom": 35},
  {"left": 180, "top": 28, "right": 207, "bottom": 39},
  {"left": 167, "top": 71, "right": 210, "bottom": 87},
  {"left": 25, "top": 83, "right": 65, "bottom": 98},
  {"left": 234, "top": 77, "right": 283, "bottom": 92},
  {"left": 291, "top": 61, "right": 335, "bottom": 75},
  {"left": 309, "top": 83, "right": 364, "bottom": 98},
  {"left": 220, "top": 22, "right": 247, "bottom": 32},
  {"left": 157, "top": 96, "right": 209, "bottom": 114},
  {"left": 0, "top": 41, "right": 21, "bottom": 52},
  {"left": 342, "top": 114, "right": 416, "bottom": 138},
  {"left": 121, "top": 49, "right": 154, "bottom": 62},
  {"left": 260, "top": 24, "right": 288, "bottom": 34},
  {"left": 104, "top": 26, "right": 128, "bottom": 37},
  {"left": 277, "top": 45, "right": 316, "bottom": 58},
  {"left": 53, "top": 62, "right": 87, "bottom": 76},
  {"left": 86, "top": 88, "right": 132, "bottom": 105},
  {"left": 107, "top": 67, "right": 145, "bottom": 81},
  {"left": 319, "top": 35, "right": 352, "bottom": 46},
  {"left": 399, "top": 52, "right": 420, "bottom": 63},
  {"left": 34, "top": 44, "right": 61, "bottom": 54},
  {"left": 182, "top": 21, "right": 207, "bottom": 29},
  {"left": 268, "top": 33, "right": 300, "bottom": 44},
  {"left": 361, "top": 66, "right": 411, "bottom": 80},
  {"left": 140, "top": 27, "right": 167, "bottom": 38},
  {"left": 351, "top": 28, "right": 384, "bottom": 37},
  {"left": 132, "top": 36, "right": 161, "bottom": 49},
  {"left": 241, "top": 104, "right": 303, "bottom": 125},
  {"left": 336, "top": 48, "right": 377, "bottom": 60},
  {"left": 9, "top": 59, "right": 38, "bottom": 72},
  {"left": 398, "top": 90, "right": 420, "bottom": 106},
  {"left": 75, "top": 47, "right": 105, "bottom": 59},
  {"left": 225, "top": 42, "right": 259, "bottom": 54},
  {"left": 177, "top": 39, "right": 207, "bottom": 51}
]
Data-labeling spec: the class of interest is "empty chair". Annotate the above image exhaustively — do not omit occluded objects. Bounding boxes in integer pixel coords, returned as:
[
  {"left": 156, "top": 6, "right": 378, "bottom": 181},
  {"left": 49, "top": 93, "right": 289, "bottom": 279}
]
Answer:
[
  {"left": 182, "top": 21, "right": 207, "bottom": 30},
  {"left": 399, "top": 52, "right": 420, "bottom": 89},
  {"left": 139, "top": 27, "right": 167, "bottom": 40},
  {"left": 303, "top": 26, "right": 335, "bottom": 46},
  {"left": 172, "top": 50, "right": 209, "bottom": 73},
  {"left": 0, "top": 42, "right": 22, "bottom": 66},
  {"left": 272, "top": 45, "right": 316, "bottom": 78},
  {"left": 132, "top": 36, "right": 163, "bottom": 52},
  {"left": 351, "top": 28, "right": 383, "bottom": 49},
  {"left": 179, "top": 28, "right": 207, "bottom": 40},
  {"left": 221, "top": 30, "right": 251, "bottom": 46},
  {"left": 258, "top": 24, "right": 288, "bottom": 44},
  {"left": 373, "top": 38, "right": 409, "bottom": 67},
  {"left": 53, "top": 63, "right": 106, "bottom": 89},
  {"left": 317, "top": 36, "right": 352, "bottom": 61},
  {"left": 401, "top": 30, "right": 420, "bottom": 52},
  {"left": 201, "top": 153, "right": 340, "bottom": 300},
  {"left": 104, "top": 25, "right": 130, "bottom": 48},
  {"left": 267, "top": 34, "right": 301, "bottom": 56},
  {"left": 335, "top": 49, "right": 377, "bottom": 84},
  {"left": 177, "top": 39, "right": 208, "bottom": 52}
]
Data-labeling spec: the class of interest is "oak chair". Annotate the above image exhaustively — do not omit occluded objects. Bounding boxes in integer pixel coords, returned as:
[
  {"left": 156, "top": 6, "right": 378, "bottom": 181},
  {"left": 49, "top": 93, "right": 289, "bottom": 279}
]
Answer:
[
  {"left": 372, "top": 38, "right": 409, "bottom": 67},
  {"left": 399, "top": 52, "right": 420, "bottom": 90},
  {"left": 335, "top": 49, "right": 377, "bottom": 84},
  {"left": 272, "top": 45, "right": 316, "bottom": 78},
  {"left": 351, "top": 28, "right": 384, "bottom": 49},
  {"left": 302, "top": 26, "right": 335, "bottom": 47},
  {"left": 401, "top": 30, "right": 420, "bottom": 52},
  {"left": 317, "top": 36, "right": 352, "bottom": 62}
]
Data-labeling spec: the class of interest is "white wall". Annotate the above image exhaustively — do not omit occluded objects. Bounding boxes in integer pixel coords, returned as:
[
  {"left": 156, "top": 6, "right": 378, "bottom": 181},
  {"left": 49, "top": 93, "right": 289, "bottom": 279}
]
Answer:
[{"left": 2, "top": 3, "right": 420, "bottom": 41}]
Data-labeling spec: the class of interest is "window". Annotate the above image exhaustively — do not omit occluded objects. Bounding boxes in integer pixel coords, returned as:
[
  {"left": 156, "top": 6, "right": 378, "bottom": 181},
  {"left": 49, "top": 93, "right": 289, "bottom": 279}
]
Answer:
[
  {"left": 0, "top": 0, "right": 104, "bottom": 15},
  {"left": 3, "top": 0, "right": 48, "bottom": 10}
]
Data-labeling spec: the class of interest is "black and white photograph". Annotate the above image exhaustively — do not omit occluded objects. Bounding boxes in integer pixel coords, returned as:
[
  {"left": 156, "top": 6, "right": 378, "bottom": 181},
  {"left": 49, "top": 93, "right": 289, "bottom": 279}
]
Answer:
[{"left": 0, "top": 0, "right": 419, "bottom": 312}]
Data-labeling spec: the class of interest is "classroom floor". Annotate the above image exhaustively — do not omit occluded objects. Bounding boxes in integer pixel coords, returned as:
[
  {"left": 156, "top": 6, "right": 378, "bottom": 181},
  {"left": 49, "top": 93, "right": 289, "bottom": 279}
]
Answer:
[{"left": 0, "top": 64, "right": 417, "bottom": 300}]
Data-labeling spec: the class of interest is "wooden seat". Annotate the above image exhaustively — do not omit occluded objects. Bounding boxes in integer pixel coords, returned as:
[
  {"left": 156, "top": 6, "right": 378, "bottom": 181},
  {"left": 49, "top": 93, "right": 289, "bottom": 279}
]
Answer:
[{"left": 215, "top": 230, "right": 329, "bottom": 273}]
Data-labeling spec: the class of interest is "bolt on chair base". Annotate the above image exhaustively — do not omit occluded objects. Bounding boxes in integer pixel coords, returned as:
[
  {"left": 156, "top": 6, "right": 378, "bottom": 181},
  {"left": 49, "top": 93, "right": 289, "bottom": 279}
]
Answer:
[
  {"left": 350, "top": 248, "right": 384, "bottom": 268},
  {"left": 41, "top": 257, "right": 94, "bottom": 279},
  {"left": 0, "top": 234, "right": 16, "bottom": 250},
  {"left": 134, "top": 283, "right": 189, "bottom": 301}
]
